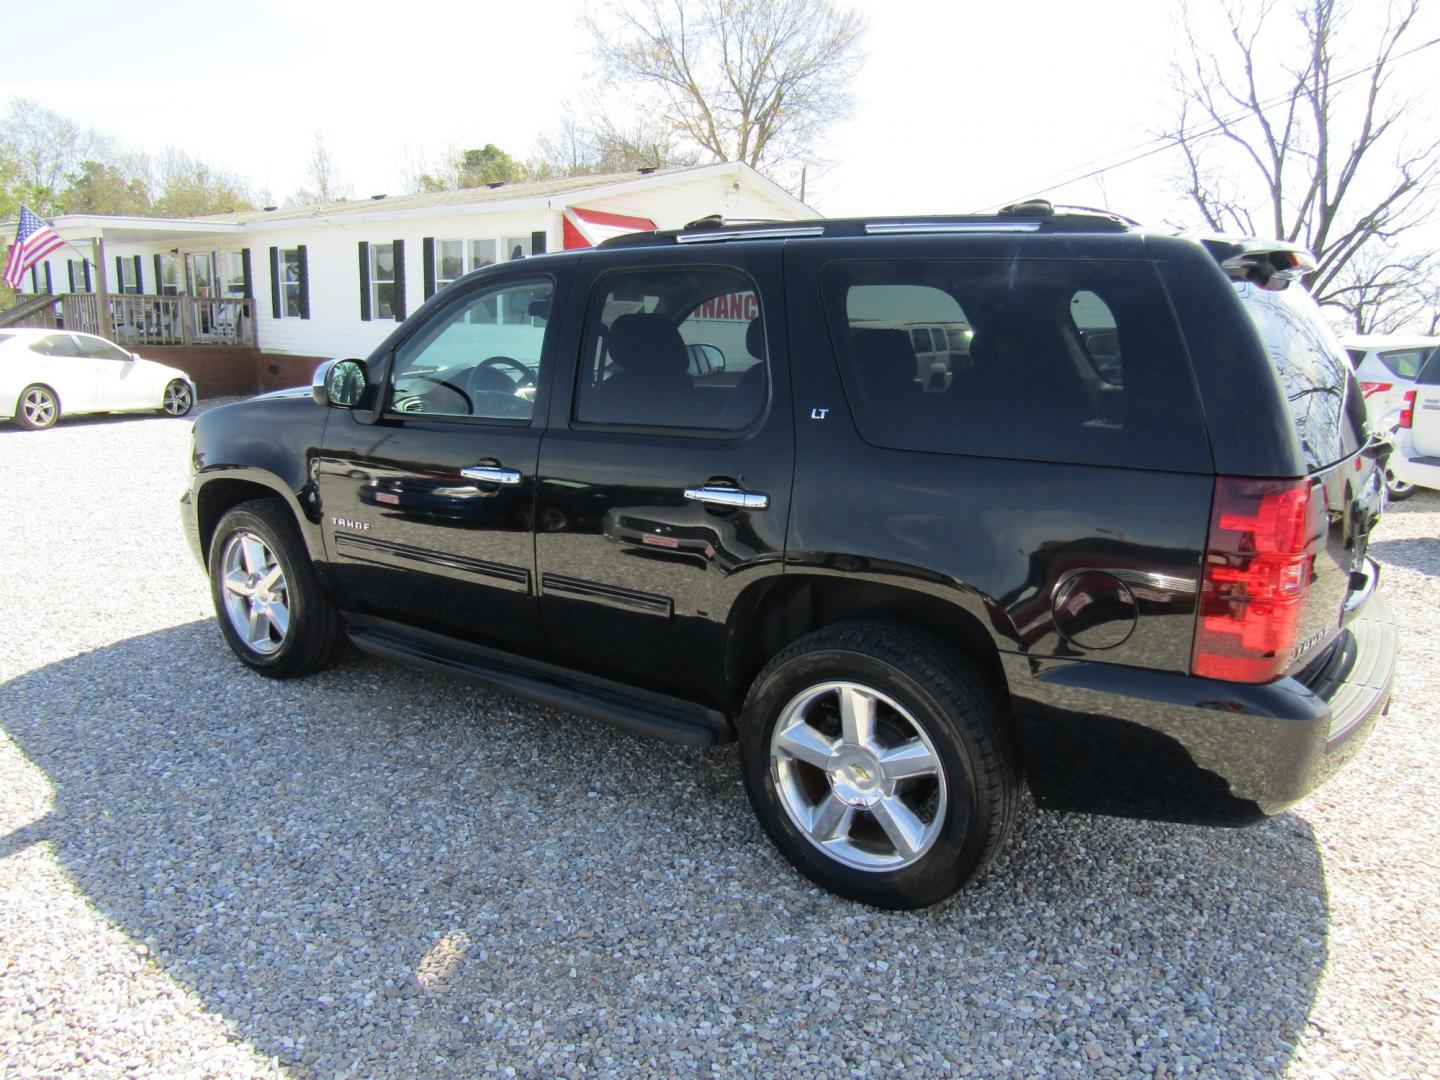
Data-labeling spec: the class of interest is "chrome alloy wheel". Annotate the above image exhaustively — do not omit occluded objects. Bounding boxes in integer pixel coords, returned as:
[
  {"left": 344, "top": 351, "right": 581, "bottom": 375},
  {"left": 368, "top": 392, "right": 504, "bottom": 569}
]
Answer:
[
  {"left": 770, "top": 681, "right": 948, "bottom": 871},
  {"left": 220, "top": 531, "right": 290, "bottom": 655},
  {"left": 21, "top": 387, "right": 56, "bottom": 427},
  {"left": 163, "top": 381, "right": 193, "bottom": 416}
]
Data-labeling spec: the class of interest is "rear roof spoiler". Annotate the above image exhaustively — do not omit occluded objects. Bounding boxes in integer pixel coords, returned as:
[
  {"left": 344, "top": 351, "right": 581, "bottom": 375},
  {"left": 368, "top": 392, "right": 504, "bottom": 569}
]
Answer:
[{"left": 1202, "top": 238, "right": 1316, "bottom": 291}]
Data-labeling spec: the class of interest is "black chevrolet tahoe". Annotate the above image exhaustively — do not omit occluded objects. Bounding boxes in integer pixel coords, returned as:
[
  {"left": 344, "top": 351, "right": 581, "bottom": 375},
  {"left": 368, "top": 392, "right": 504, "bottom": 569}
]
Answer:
[{"left": 181, "top": 205, "right": 1397, "bottom": 909}]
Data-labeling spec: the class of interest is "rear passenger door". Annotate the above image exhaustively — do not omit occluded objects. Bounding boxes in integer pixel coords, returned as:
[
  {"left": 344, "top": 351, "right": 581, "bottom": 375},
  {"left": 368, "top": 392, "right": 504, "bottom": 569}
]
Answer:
[{"left": 536, "top": 246, "right": 793, "bottom": 705}]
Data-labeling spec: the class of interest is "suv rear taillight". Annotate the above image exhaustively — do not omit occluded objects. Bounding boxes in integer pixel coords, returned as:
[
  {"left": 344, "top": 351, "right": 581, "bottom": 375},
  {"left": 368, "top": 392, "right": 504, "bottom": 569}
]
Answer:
[
  {"left": 1191, "top": 477, "right": 1318, "bottom": 684},
  {"left": 1400, "top": 389, "right": 1416, "bottom": 428},
  {"left": 1360, "top": 381, "right": 1392, "bottom": 398}
]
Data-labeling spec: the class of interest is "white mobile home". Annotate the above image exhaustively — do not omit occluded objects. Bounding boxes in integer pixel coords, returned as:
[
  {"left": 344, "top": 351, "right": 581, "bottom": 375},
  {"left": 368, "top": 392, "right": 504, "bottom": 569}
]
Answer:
[{"left": 3, "top": 162, "right": 811, "bottom": 394}]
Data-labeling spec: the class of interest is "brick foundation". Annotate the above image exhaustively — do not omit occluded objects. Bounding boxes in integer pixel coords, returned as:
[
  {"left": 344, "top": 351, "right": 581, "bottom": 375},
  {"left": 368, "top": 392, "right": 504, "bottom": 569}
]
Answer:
[{"left": 142, "top": 347, "right": 327, "bottom": 399}]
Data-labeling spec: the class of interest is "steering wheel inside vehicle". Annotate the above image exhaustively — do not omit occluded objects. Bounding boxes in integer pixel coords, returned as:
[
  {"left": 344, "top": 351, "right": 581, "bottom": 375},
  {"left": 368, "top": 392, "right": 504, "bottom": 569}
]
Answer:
[{"left": 474, "top": 356, "right": 536, "bottom": 389}]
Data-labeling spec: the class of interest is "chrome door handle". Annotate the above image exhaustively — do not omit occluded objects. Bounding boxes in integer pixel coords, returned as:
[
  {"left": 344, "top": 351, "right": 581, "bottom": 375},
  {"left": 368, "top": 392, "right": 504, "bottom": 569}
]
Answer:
[
  {"left": 460, "top": 464, "right": 522, "bottom": 485},
  {"left": 684, "top": 485, "right": 769, "bottom": 510}
]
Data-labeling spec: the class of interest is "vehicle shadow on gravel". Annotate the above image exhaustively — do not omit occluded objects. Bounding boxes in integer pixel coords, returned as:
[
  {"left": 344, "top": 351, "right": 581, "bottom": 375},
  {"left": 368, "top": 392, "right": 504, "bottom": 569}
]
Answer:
[
  {"left": 0, "top": 620, "right": 1328, "bottom": 1077},
  {"left": 1370, "top": 537, "right": 1440, "bottom": 577}
]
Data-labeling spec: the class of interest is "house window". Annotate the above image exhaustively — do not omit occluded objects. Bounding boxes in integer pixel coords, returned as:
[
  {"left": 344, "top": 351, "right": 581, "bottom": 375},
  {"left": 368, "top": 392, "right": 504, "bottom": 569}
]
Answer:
[
  {"left": 280, "top": 249, "right": 303, "bottom": 317},
  {"left": 435, "top": 238, "right": 498, "bottom": 291},
  {"left": 218, "top": 252, "right": 247, "bottom": 298},
  {"left": 187, "top": 253, "right": 215, "bottom": 297},
  {"left": 503, "top": 235, "right": 531, "bottom": 261},
  {"left": 472, "top": 239, "right": 497, "bottom": 270},
  {"left": 371, "top": 243, "right": 397, "bottom": 319},
  {"left": 68, "top": 259, "right": 91, "bottom": 293},
  {"left": 118, "top": 258, "right": 140, "bottom": 295},
  {"left": 156, "top": 255, "right": 179, "bottom": 296}
]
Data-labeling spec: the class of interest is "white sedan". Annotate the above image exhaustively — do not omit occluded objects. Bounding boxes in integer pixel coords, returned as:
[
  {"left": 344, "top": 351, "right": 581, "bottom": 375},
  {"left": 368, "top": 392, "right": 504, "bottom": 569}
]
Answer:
[{"left": 1, "top": 328, "right": 196, "bottom": 430}]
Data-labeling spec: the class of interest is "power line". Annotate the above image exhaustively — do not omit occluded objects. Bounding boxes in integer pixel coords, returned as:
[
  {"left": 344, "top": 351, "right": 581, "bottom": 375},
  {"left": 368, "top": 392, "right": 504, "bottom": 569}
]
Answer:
[{"left": 970, "top": 32, "right": 1440, "bottom": 213}]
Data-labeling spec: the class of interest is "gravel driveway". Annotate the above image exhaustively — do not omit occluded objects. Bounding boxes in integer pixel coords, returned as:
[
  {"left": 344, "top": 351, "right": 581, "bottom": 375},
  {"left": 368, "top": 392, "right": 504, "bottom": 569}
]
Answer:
[{"left": 1, "top": 405, "right": 1437, "bottom": 1078}]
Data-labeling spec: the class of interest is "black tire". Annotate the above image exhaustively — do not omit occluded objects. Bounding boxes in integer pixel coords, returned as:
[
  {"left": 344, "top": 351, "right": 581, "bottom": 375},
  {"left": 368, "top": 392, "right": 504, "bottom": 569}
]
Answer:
[
  {"left": 1385, "top": 470, "right": 1416, "bottom": 501},
  {"left": 162, "top": 379, "right": 194, "bottom": 417},
  {"left": 739, "top": 620, "right": 1018, "bottom": 909},
  {"left": 15, "top": 384, "right": 59, "bottom": 430},
  {"left": 207, "top": 499, "right": 342, "bottom": 678}
]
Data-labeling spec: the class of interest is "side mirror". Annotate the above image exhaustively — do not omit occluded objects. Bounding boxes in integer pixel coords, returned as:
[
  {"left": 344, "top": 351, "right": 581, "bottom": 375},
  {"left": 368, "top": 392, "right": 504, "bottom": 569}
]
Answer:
[{"left": 312, "top": 357, "right": 369, "bottom": 408}]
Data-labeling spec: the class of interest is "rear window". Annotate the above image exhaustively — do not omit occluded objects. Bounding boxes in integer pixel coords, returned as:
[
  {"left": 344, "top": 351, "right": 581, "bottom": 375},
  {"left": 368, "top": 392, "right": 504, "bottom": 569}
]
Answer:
[
  {"left": 820, "top": 258, "right": 1211, "bottom": 471},
  {"left": 1232, "top": 282, "right": 1367, "bottom": 471}
]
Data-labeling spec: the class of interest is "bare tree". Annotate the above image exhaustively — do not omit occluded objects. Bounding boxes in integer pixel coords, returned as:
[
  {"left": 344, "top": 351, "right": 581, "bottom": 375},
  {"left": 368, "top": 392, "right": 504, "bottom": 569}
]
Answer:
[
  {"left": 529, "top": 112, "right": 700, "bottom": 179},
  {"left": 0, "top": 98, "right": 95, "bottom": 214},
  {"left": 151, "top": 149, "right": 255, "bottom": 217},
  {"left": 1164, "top": 0, "right": 1440, "bottom": 329},
  {"left": 291, "top": 132, "right": 352, "bottom": 205},
  {"left": 587, "top": 0, "right": 865, "bottom": 186}
]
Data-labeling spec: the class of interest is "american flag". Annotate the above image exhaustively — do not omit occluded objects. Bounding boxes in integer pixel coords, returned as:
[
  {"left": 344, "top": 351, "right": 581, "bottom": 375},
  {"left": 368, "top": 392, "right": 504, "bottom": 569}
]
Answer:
[{"left": 3, "top": 206, "right": 65, "bottom": 288}]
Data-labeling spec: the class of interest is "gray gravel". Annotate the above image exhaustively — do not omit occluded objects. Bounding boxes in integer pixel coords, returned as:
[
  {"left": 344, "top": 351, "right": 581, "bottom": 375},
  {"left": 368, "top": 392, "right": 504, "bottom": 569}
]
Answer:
[{"left": 1, "top": 405, "right": 1438, "bottom": 1079}]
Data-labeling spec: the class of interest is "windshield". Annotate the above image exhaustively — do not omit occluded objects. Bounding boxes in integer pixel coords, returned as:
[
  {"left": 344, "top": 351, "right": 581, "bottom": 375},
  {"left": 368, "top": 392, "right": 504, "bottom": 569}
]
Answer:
[{"left": 1233, "top": 281, "right": 1368, "bottom": 472}]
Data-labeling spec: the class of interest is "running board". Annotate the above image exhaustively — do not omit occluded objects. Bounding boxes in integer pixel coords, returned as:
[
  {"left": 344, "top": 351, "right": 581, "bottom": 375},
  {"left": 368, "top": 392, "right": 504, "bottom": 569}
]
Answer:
[{"left": 345, "top": 616, "right": 732, "bottom": 748}]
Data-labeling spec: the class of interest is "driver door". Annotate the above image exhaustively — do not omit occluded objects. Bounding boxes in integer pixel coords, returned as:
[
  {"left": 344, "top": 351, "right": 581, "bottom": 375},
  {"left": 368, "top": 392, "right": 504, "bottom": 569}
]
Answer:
[{"left": 315, "top": 270, "right": 563, "bottom": 650}]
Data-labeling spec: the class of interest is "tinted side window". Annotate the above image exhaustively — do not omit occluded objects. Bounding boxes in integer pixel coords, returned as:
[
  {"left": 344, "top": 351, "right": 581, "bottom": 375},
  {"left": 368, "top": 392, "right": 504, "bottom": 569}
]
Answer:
[
  {"left": 820, "top": 259, "right": 1211, "bottom": 471},
  {"left": 1378, "top": 348, "right": 1431, "bottom": 380},
  {"left": 575, "top": 267, "right": 767, "bottom": 431},
  {"left": 76, "top": 336, "right": 131, "bottom": 361},
  {"left": 389, "top": 278, "right": 551, "bottom": 421},
  {"left": 32, "top": 334, "right": 81, "bottom": 357}
]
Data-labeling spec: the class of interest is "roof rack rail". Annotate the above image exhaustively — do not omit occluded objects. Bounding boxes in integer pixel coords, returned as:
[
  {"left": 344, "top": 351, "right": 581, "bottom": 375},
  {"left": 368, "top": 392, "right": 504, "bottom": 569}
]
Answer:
[{"left": 598, "top": 208, "right": 1134, "bottom": 249}]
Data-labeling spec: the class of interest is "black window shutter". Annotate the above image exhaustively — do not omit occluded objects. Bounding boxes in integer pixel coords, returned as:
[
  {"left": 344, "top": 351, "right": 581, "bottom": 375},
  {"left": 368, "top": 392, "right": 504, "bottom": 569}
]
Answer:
[
  {"left": 241, "top": 248, "right": 253, "bottom": 299},
  {"left": 358, "top": 241, "right": 371, "bottom": 321},
  {"left": 297, "top": 246, "right": 310, "bottom": 320},
  {"left": 83, "top": 261, "right": 91, "bottom": 292},
  {"left": 422, "top": 237, "right": 435, "bottom": 301},
  {"left": 268, "top": 247, "right": 281, "bottom": 318},
  {"left": 133, "top": 255, "right": 144, "bottom": 294},
  {"left": 531, "top": 230, "right": 547, "bottom": 255},
  {"left": 153, "top": 255, "right": 162, "bottom": 295},
  {"left": 69, "top": 262, "right": 77, "bottom": 292},
  {"left": 115, "top": 256, "right": 124, "bottom": 294},
  {"left": 30, "top": 267, "right": 38, "bottom": 292},
  {"left": 392, "top": 239, "right": 406, "bottom": 321},
  {"left": 44, "top": 263, "right": 52, "bottom": 294}
]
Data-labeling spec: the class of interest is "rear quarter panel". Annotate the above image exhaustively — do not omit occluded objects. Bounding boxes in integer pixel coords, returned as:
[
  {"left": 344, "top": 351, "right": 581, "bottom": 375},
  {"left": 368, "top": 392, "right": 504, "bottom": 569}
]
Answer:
[{"left": 782, "top": 238, "right": 1213, "bottom": 673}]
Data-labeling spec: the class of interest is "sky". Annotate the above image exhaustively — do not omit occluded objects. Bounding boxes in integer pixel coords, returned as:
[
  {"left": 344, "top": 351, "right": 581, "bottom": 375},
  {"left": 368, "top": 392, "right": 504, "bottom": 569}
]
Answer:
[{"left": 3, "top": 0, "right": 1439, "bottom": 231}]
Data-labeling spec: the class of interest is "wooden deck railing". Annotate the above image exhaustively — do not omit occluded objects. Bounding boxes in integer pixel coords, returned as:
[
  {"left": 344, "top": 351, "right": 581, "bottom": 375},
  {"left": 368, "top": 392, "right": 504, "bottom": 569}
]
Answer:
[
  {"left": 0, "top": 292, "right": 259, "bottom": 347},
  {"left": 108, "top": 294, "right": 257, "bottom": 347},
  {"left": 0, "top": 293, "right": 62, "bottom": 330}
]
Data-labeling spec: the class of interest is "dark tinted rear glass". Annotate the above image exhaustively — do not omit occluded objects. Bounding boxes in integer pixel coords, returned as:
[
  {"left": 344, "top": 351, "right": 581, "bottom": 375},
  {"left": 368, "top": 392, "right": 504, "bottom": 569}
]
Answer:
[
  {"left": 820, "top": 258, "right": 1211, "bottom": 471},
  {"left": 1232, "top": 282, "right": 1367, "bottom": 471}
]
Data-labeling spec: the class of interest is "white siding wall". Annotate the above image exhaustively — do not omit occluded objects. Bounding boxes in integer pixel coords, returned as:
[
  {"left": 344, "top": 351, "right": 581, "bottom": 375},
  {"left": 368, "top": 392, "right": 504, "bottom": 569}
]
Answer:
[{"left": 19, "top": 169, "right": 806, "bottom": 357}]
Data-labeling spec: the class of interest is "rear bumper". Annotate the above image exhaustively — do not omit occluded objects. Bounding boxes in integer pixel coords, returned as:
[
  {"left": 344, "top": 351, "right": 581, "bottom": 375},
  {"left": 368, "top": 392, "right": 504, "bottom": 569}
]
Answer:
[
  {"left": 1008, "top": 585, "right": 1397, "bottom": 824},
  {"left": 1389, "top": 446, "right": 1440, "bottom": 490}
]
